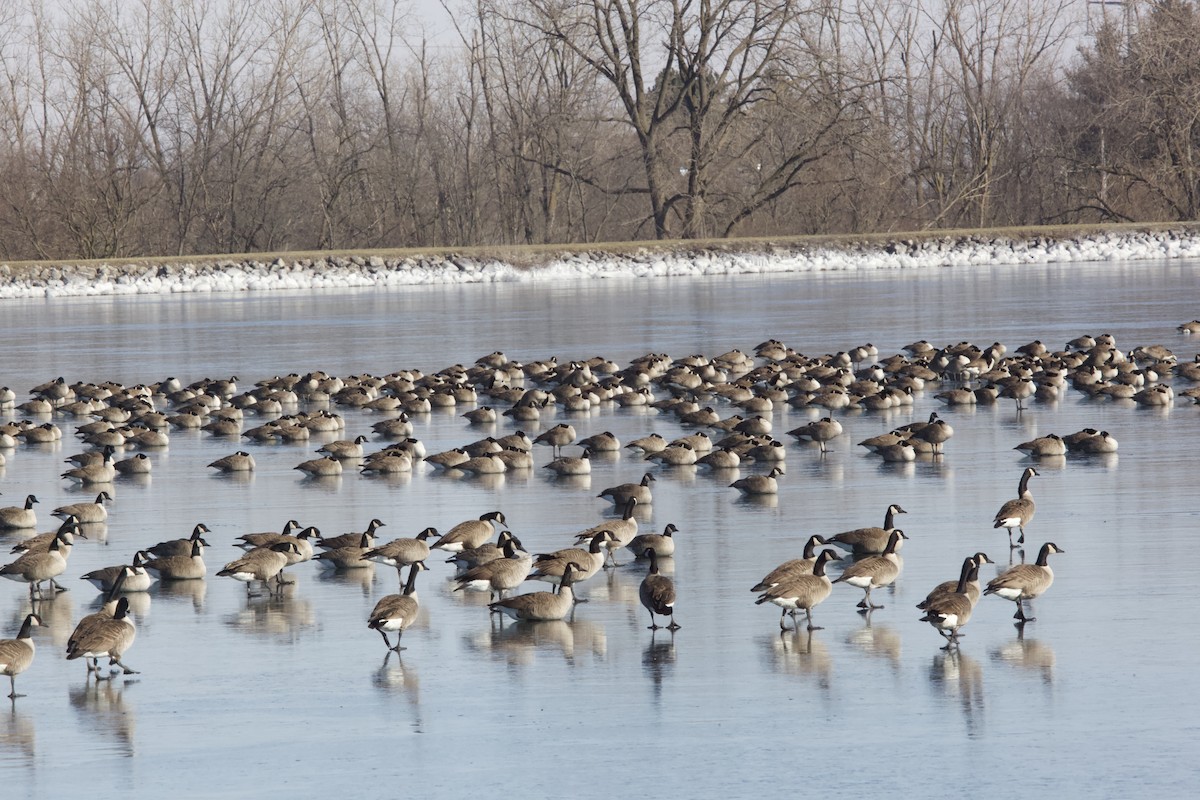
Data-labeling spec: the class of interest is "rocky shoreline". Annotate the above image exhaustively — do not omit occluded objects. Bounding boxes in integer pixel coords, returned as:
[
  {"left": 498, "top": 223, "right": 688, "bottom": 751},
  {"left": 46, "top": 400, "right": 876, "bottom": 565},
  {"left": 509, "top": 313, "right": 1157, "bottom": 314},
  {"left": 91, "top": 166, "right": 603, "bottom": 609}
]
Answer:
[{"left": 3, "top": 226, "right": 1200, "bottom": 300}]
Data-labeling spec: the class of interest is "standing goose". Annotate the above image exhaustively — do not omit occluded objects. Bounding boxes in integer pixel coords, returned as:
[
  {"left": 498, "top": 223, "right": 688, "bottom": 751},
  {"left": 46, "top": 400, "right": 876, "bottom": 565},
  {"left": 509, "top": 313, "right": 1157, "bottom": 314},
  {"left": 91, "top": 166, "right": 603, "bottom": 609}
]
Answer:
[
  {"left": 432, "top": 511, "right": 507, "bottom": 553},
  {"left": 627, "top": 523, "right": 678, "bottom": 559},
  {"left": 639, "top": 549, "right": 680, "bottom": 631},
  {"left": 233, "top": 519, "right": 303, "bottom": 550},
  {"left": 318, "top": 518, "right": 386, "bottom": 550},
  {"left": 146, "top": 523, "right": 211, "bottom": 558},
  {"left": 368, "top": 562, "right": 427, "bottom": 651},
  {"left": 751, "top": 535, "right": 828, "bottom": 593},
  {"left": 984, "top": 542, "right": 1064, "bottom": 623},
  {"left": 533, "top": 423, "right": 576, "bottom": 457},
  {"left": 444, "top": 530, "right": 512, "bottom": 574},
  {"left": 527, "top": 531, "right": 611, "bottom": 587},
  {"left": 11, "top": 518, "right": 86, "bottom": 557},
  {"left": 365, "top": 527, "right": 439, "bottom": 575},
  {"left": 573, "top": 498, "right": 639, "bottom": 566},
  {"left": 826, "top": 504, "right": 907, "bottom": 555},
  {"left": 912, "top": 414, "right": 954, "bottom": 455},
  {"left": 61, "top": 451, "right": 117, "bottom": 484},
  {"left": 1, "top": 529, "right": 72, "bottom": 598},
  {"left": 65, "top": 595, "right": 138, "bottom": 677},
  {"left": 730, "top": 466, "right": 784, "bottom": 496},
  {"left": 66, "top": 569, "right": 134, "bottom": 674},
  {"left": 600, "top": 474, "right": 657, "bottom": 506},
  {"left": 787, "top": 417, "right": 843, "bottom": 453},
  {"left": 490, "top": 562, "right": 580, "bottom": 622},
  {"left": 918, "top": 558, "right": 981, "bottom": 649},
  {"left": 52, "top": 491, "right": 113, "bottom": 523},
  {"left": 312, "top": 532, "right": 374, "bottom": 570},
  {"left": 0, "top": 495, "right": 39, "bottom": 530},
  {"left": 453, "top": 537, "right": 532, "bottom": 603},
  {"left": 143, "top": 538, "right": 207, "bottom": 581},
  {"left": 917, "top": 552, "right": 992, "bottom": 610},
  {"left": 993, "top": 467, "right": 1038, "bottom": 547},
  {"left": 832, "top": 530, "right": 905, "bottom": 610},
  {"left": 0, "top": 614, "right": 43, "bottom": 698},
  {"left": 755, "top": 550, "right": 839, "bottom": 631},
  {"left": 218, "top": 541, "right": 302, "bottom": 595}
]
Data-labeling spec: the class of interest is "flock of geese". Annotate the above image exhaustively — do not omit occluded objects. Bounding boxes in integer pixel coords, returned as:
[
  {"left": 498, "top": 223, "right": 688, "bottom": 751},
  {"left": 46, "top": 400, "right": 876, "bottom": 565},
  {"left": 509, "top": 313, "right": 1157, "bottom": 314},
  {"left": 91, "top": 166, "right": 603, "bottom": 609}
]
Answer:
[{"left": 1, "top": 322, "right": 1198, "bottom": 700}]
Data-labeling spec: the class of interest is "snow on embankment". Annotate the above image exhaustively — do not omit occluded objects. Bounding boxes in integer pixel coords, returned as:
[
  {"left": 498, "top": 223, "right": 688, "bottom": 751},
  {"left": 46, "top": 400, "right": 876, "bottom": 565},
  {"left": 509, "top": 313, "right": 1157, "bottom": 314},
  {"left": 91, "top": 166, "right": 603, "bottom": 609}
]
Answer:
[{"left": 3, "top": 228, "right": 1200, "bottom": 300}]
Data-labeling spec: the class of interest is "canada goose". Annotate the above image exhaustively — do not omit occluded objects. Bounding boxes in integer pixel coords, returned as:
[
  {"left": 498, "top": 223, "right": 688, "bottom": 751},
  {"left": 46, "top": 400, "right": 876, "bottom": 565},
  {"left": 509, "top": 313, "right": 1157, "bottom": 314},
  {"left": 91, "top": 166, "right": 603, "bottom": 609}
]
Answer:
[
  {"left": 999, "top": 377, "right": 1036, "bottom": 410},
  {"left": 543, "top": 448, "right": 592, "bottom": 476},
  {"left": 235, "top": 525, "right": 320, "bottom": 566},
  {"left": 730, "top": 466, "right": 784, "bottom": 495},
  {"left": 993, "top": 466, "right": 1037, "bottom": 547},
  {"left": 455, "top": 453, "right": 508, "bottom": 475},
  {"left": 912, "top": 415, "right": 953, "bottom": 454},
  {"left": 207, "top": 450, "right": 256, "bottom": 474},
  {"left": 917, "top": 553, "right": 992, "bottom": 610},
  {"left": 454, "top": 537, "right": 532, "bottom": 602},
  {"left": 66, "top": 569, "right": 134, "bottom": 673},
  {"left": 52, "top": 491, "right": 113, "bottom": 524},
  {"left": 625, "top": 433, "right": 668, "bottom": 454},
  {"left": 495, "top": 447, "right": 535, "bottom": 470},
  {"left": 489, "top": 562, "right": 580, "bottom": 622},
  {"left": 751, "top": 534, "right": 828, "bottom": 592},
  {"left": 0, "top": 613, "right": 43, "bottom": 698},
  {"left": 827, "top": 504, "right": 907, "bottom": 555},
  {"left": 424, "top": 448, "right": 471, "bottom": 471},
  {"left": 234, "top": 519, "right": 302, "bottom": 549},
  {"left": 597, "top": 470, "right": 657, "bottom": 506},
  {"left": 639, "top": 549, "right": 680, "bottom": 630},
  {"left": 755, "top": 550, "right": 839, "bottom": 631},
  {"left": 644, "top": 442, "right": 697, "bottom": 466},
  {"left": 143, "top": 539, "right": 207, "bottom": 580},
  {"left": 919, "top": 558, "right": 984, "bottom": 649},
  {"left": 10, "top": 518, "right": 86, "bottom": 557},
  {"left": 533, "top": 423, "right": 576, "bottom": 457},
  {"left": 528, "top": 531, "right": 611, "bottom": 586},
  {"left": 368, "top": 562, "right": 427, "bottom": 651},
  {"left": 832, "top": 530, "right": 905, "bottom": 609},
  {"left": 114, "top": 453, "right": 152, "bottom": 475},
  {"left": 313, "top": 532, "right": 375, "bottom": 570},
  {"left": 627, "top": 523, "right": 678, "bottom": 558},
  {"left": 295, "top": 455, "right": 343, "bottom": 477},
  {"left": 431, "top": 511, "right": 507, "bottom": 553},
  {"left": 1014, "top": 434, "right": 1067, "bottom": 457},
  {"left": 876, "top": 441, "right": 917, "bottom": 463},
  {"left": 20, "top": 422, "right": 63, "bottom": 443},
  {"left": 697, "top": 447, "right": 743, "bottom": 469},
  {"left": 463, "top": 406, "right": 498, "bottom": 424},
  {"left": 218, "top": 541, "right": 302, "bottom": 594},
  {"left": 984, "top": 542, "right": 1064, "bottom": 623},
  {"left": 0, "top": 495, "right": 39, "bottom": 530},
  {"left": 1075, "top": 430, "right": 1119, "bottom": 454},
  {"left": 365, "top": 527, "right": 439, "bottom": 573},
  {"left": 62, "top": 450, "right": 117, "bottom": 484},
  {"left": 787, "top": 417, "right": 843, "bottom": 453},
  {"left": 746, "top": 439, "right": 787, "bottom": 463},
  {"left": 1063, "top": 427, "right": 1101, "bottom": 451},
  {"left": 65, "top": 595, "right": 138, "bottom": 676},
  {"left": 573, "top": 498, "right": 639, "bottom": 565},
  {"left": 319, "top": 518, "right": 386, "bottom": 550},
  {"left": 445, "top": 530, "right": 512, "bottom": 574},
  {"left": 1178, "top": 320, "right": 1200, "bottom": 334},
  {"left": 578, "top": 431, "right": 621, "bottom": 452},
  {"left": 316, "top": 435, "right": 369, "bottom": 459},
  {"left": 146, "top": 523, "right": 211, "bottom": 558},
  {"left": 82, "top": 553, "right": 152, "bottom": 593},
  {"left": 1, "top": 529, "right": 72, "bottom": 598},
  {"left": 371, "top": 415, "right": 414, "bottom": 438}
]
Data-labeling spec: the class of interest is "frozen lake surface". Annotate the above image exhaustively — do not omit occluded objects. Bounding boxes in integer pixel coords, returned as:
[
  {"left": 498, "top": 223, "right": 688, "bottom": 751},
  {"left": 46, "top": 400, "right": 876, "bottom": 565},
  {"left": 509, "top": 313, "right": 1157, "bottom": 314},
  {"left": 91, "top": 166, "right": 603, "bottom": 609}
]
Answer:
[{"left": 2, "top": 255, "right": 1199, "bottom": 797}]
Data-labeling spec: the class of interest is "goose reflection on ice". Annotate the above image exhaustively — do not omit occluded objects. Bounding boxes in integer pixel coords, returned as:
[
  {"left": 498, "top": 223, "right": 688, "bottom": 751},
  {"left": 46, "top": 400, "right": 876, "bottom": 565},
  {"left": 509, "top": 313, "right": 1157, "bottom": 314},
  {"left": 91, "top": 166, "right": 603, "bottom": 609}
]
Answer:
[
  {"left": 765, "top": 630, "right": 832, "bottom": 692},
  {"left": 845, "top": 610, "right": 902, "bottom": 670},
  {"left": 70, "top": 680, "right": 136, "bottom": 757},
  {"left": 991, "top": 628, "right": 1055, "bottom": 683},
  {"left": 472, "top": 617, "right": 607, "bottom": 666},
  {"left": 0, "top": 706, "right": 35, "bottom": 762},
  {"left": 223, "top": 583, "right": 317, "bottom": 641},
  {"left": 642, "top": 630, "right": 676, "bottom": 700},
  {"left": 928, "top": 649, "right": 985, "bottom": 735}
]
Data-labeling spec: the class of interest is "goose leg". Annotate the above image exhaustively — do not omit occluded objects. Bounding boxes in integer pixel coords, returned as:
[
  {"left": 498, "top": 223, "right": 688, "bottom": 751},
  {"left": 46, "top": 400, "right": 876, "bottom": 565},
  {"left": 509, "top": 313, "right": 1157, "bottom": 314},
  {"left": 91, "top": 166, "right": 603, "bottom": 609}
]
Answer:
[
  {"left": 8, "top": 675, "right": 22, "bottom": 699},
  {"left": 50, "top": 579, "right": 68, "bottom": 593},
  {"left": 647, "top": 610, "right": 660, "bottom": 630},
  {"left": 667, "top": 613, "right": 680, "bottom": 632},
  {"left": 376, "top": 629, "right": 392, "bottom": 649},
  {"left": 805, "top": 608, "right": 822, "bottom": 632},
  {"left": 778, "top": 608, "right": 789, "bottom": 631},
  {"left": 391, "top": 630, "right": 407, "bottom": 652},
  {"left": 1017, "top": 526, "right": 1025, "bottom": 545},
  {"left": 111, "top": 657, "right": 139, "bottom": 675}
]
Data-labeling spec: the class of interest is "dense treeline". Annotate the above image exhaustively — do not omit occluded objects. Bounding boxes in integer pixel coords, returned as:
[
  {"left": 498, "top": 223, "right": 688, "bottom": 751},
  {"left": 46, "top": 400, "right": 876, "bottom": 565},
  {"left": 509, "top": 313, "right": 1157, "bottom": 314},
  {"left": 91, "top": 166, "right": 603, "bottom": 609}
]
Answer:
[{"left": 0, "top": 0, "right": 1194, "bottom": 260}]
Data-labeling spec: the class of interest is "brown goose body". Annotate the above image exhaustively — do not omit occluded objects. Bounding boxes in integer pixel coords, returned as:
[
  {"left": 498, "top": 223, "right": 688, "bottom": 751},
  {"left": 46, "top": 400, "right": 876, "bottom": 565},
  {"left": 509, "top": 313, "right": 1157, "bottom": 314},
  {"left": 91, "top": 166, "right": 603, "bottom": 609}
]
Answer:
[
  {"left": 756, "top": 550, "right": 838, "bottom": 631},
  {"left": 832, "top": 530, "right": 905, "bottom": 609},
  {"left": 751, "top": 535, "right": 827, "bottom": 592},
  {"left": 827, "top": 504, "right": 907, "bottom": 555},
  {"left": 985, "top": 542, "right": 1064, "bottom": 622},
  {"left": 368, "top": 563, "right": 426, "bottom": 651},
  {"left": 0, "top": 614, "right": 43, "bottom": 698},
  {"left": 432, "top": 511, "right": 507, "bottom": 553},
  {"left": 490, "top": 564, "right": 578, "bottom": 622},
  {"left": 639, "top": 549, "right": 680, "bottom": 631},
  {"left": 993, "top": 467, "right": 1037, "bottom": 547}
]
